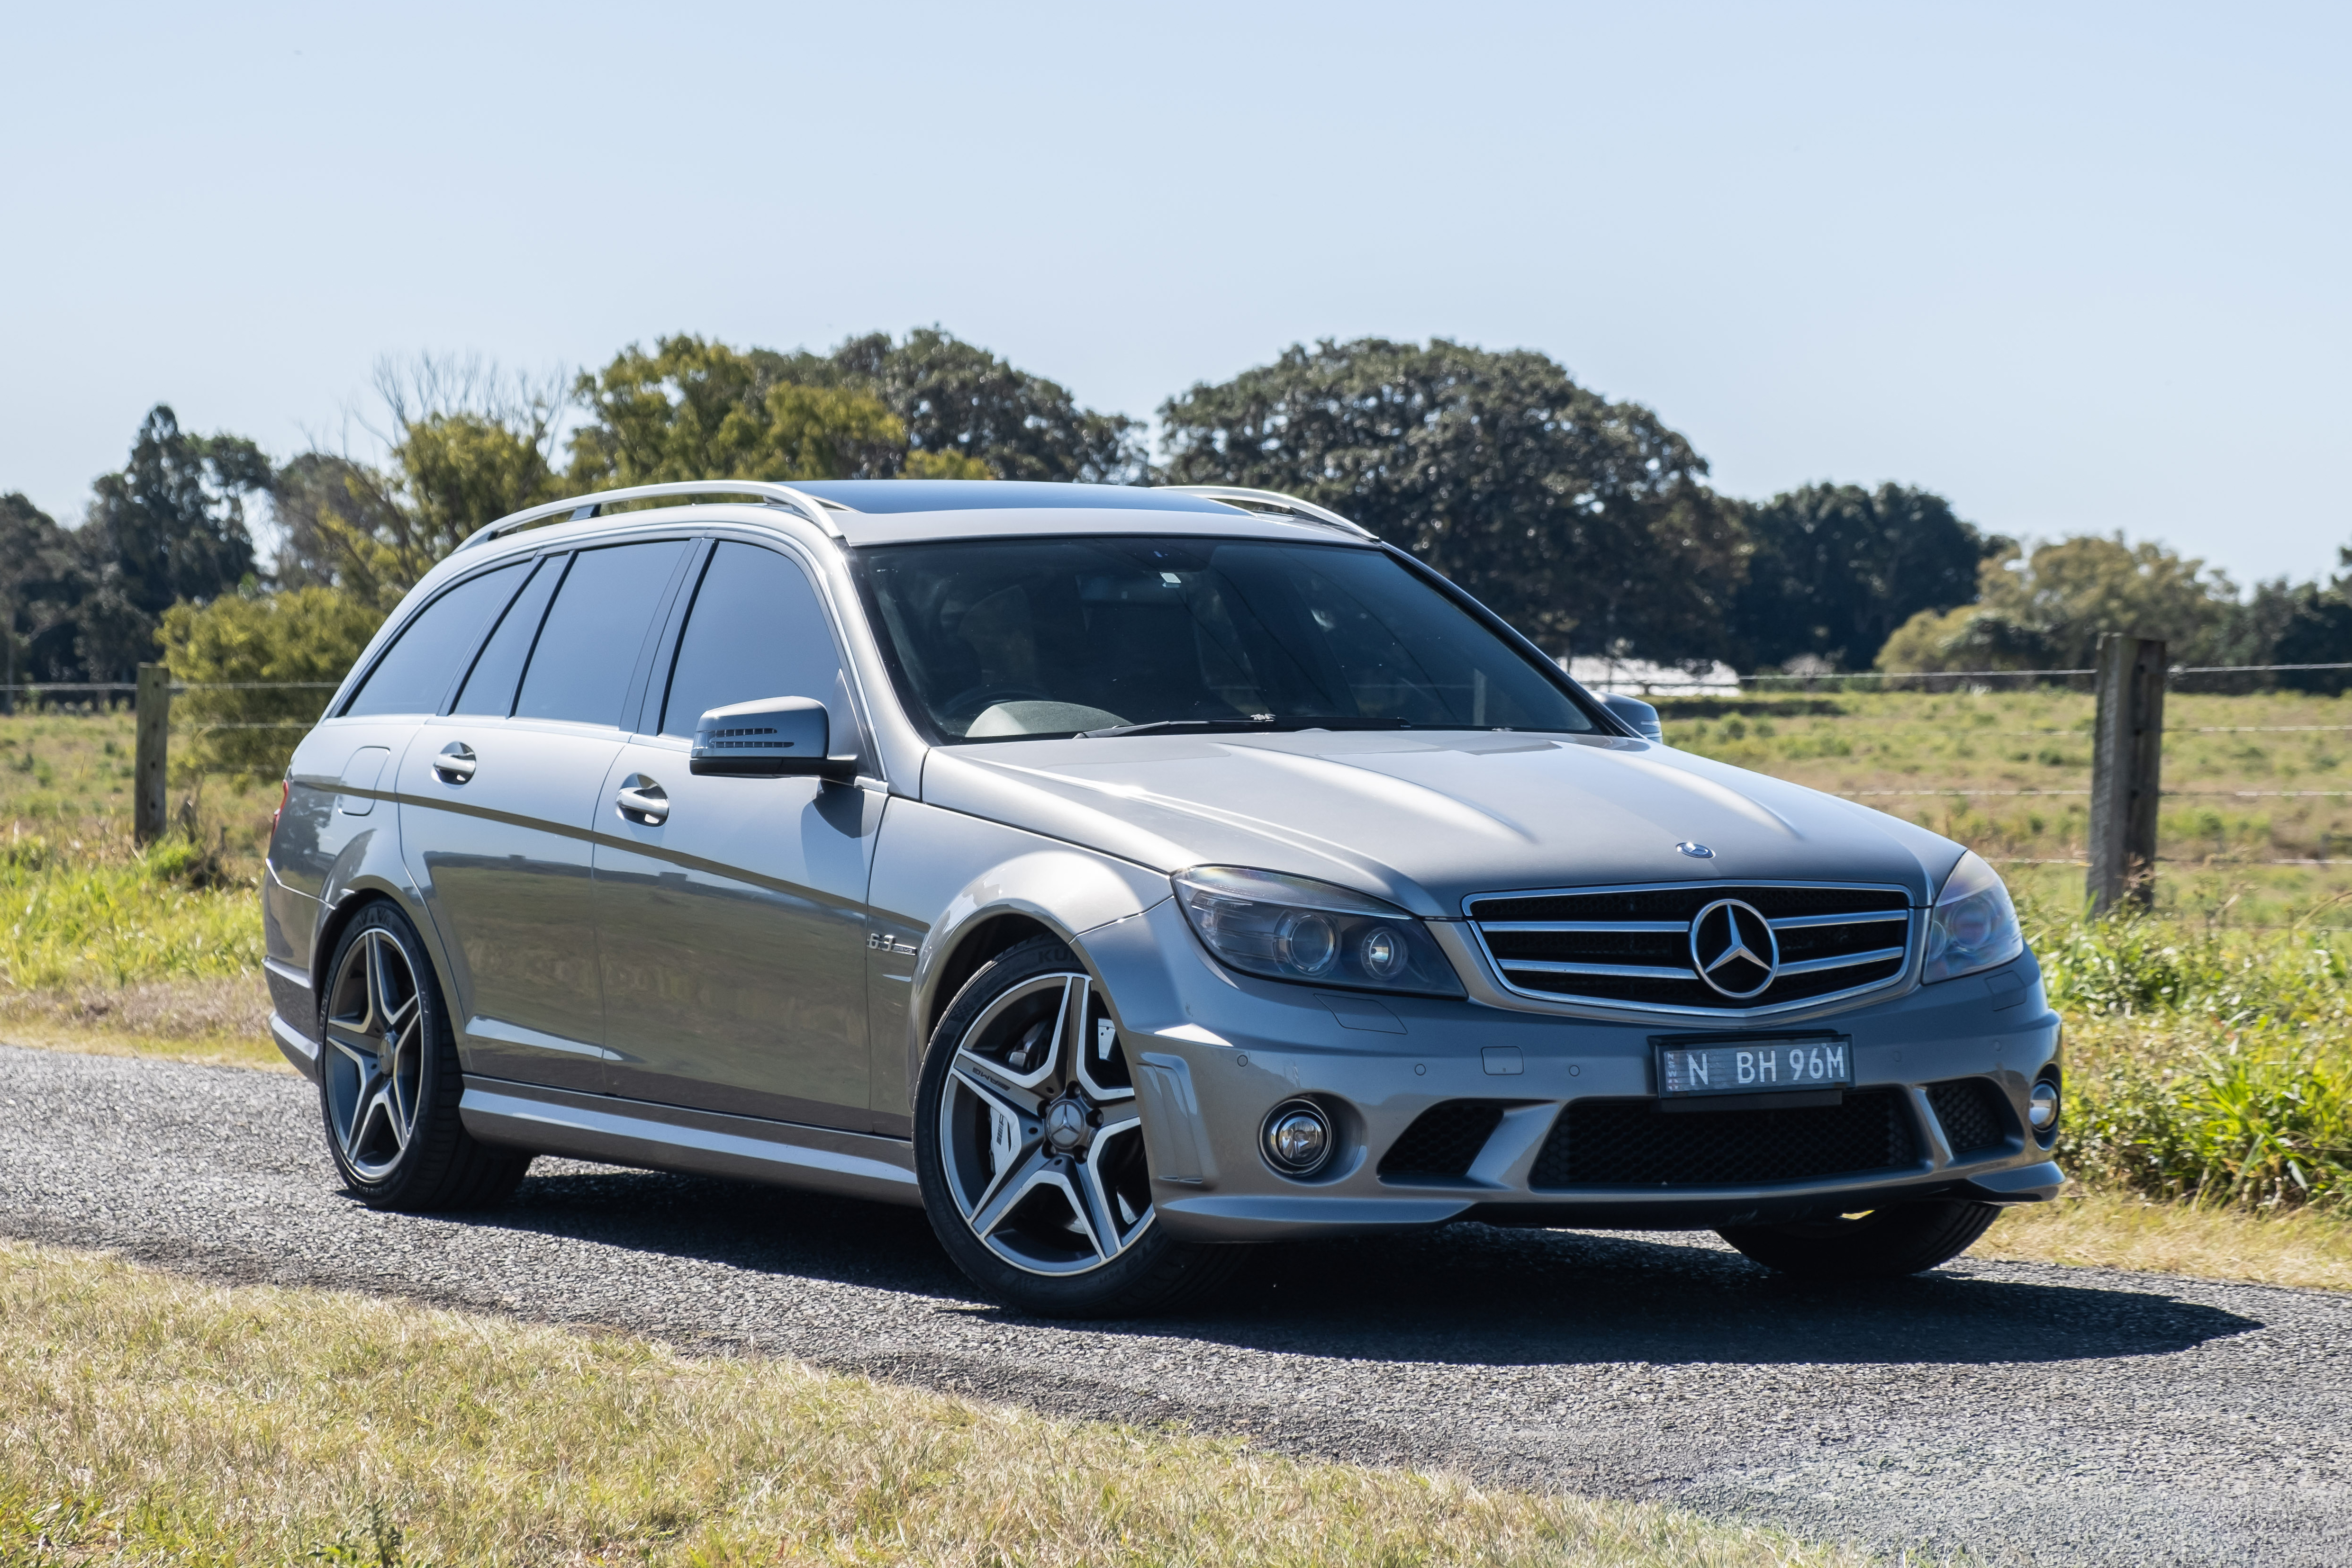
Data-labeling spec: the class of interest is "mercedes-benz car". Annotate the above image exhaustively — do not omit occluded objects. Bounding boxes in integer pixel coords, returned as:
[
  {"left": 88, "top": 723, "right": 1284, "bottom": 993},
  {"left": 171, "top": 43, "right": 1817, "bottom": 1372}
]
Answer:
[{"left": 262, "top": 479, "right": 2063, "bottom": 1316}]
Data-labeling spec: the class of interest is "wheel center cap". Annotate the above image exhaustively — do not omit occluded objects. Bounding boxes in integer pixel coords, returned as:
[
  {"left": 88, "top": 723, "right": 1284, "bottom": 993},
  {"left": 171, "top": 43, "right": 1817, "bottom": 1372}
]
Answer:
[
  {"left": 1045, "top": 1098, "right": 1089, "bottom": 1152},
  {"left": 377, "top": 1033, "right": 397, "bottom": 1073}
]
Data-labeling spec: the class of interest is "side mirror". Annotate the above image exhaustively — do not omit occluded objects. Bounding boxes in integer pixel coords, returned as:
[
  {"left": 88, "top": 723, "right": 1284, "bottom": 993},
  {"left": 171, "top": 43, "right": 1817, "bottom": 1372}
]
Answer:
[
  {"left": 690, "top": 696, "right": 855, "bottom": 778},
  {"left": 1601, "top": 692, "right": 1664, "bottom": 743}
]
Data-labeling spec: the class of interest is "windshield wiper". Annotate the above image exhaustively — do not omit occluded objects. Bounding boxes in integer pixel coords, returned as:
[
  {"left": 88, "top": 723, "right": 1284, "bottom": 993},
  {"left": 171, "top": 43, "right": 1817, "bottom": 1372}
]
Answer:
[{"left": 1079, "top": 716, "right": 1415, "bottom": 739}]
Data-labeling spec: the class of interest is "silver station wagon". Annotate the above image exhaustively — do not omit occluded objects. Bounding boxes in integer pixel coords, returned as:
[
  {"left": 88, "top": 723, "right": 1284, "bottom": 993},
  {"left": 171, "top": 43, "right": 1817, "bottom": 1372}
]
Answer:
[{"left": 265, "top": 479, "right": 2063, "bottom": 1316}]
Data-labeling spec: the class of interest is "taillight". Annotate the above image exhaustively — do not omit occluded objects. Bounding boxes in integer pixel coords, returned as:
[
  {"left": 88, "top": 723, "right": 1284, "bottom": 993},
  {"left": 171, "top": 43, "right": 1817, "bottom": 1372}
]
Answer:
[{"left": 271, "top": 779, "right": 289, "bottom": 836}]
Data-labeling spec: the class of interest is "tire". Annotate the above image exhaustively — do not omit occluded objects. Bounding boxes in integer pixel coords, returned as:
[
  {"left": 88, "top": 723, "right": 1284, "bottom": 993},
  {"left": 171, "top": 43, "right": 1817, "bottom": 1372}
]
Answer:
[
  {"left": 1717, "top": 1199, "right": 2002, "bottom": 1279},
  {"left": 914, "top": 934, "right": 1241, "bottom": 1318},
  {"left": 317, "top": 900, "right": 531, "bottom": 1211}
]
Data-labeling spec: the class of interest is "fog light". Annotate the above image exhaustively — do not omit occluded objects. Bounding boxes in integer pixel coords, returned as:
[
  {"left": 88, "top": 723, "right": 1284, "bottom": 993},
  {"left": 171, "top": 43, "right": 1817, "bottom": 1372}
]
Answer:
[
  {"left": 2029, "top": 1078, "right": 2061, "bottom": 1134},
  {"left": 1263, "top": 1099, "right": 1333, "bottom": 1175}
]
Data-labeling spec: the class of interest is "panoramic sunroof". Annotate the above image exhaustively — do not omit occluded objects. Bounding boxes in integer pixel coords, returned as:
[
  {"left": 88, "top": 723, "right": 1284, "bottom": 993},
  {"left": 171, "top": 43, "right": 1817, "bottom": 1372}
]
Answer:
[{"left": 790, "top": 480, "right": 1246, "bottom": 515}]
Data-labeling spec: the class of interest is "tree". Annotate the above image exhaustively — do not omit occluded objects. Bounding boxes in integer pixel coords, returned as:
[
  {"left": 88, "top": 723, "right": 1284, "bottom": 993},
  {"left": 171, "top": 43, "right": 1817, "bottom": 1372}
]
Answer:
[
  {"left": 275, "top": 359, "right": 571, "bottom": 607},
  {"left": 0, "top": 493, "right": 93, "bottom": 686},
  {"left": 1157, "top": 337, "right": 1746, "bottom": 659},
  {"left": 1731, "top": 483, "right": 2000, "bottom": 671},
  {"left": 74, "top": 406, "right": 270, "bottom": 679},
  {"left": 569, "top": 336, "right": 905, "bottom": 490},
  {"left": 816, "top": 328, "right": 1144, "bottom": 483},
  {"left": 1876, "top": 534, "right": 2237, "bottom": 673},
  {"left": 2265, "top": 550, "right": 2352, "bottom": 694}
]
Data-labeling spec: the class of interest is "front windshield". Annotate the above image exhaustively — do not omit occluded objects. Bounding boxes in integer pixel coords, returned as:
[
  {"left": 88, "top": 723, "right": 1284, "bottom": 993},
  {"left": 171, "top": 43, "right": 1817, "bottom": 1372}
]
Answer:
[{"left": 854, "top": 535, "right": 1598, "bottom": 742}]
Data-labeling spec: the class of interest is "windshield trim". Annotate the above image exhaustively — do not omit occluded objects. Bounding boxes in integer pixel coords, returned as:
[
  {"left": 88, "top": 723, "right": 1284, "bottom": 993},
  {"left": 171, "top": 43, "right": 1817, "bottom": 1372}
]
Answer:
[{"left": 844, "top": 533, "right": 1622, "bottom": 748}]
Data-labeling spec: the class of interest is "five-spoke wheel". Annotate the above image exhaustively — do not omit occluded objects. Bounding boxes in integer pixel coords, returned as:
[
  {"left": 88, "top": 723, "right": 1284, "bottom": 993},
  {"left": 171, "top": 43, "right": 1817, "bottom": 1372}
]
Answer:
[
  {"left": 324, "top": 922, "right": 426, "bottom": 1182},
  {"left": 915, "top": 935, "right": 1239, "bottom": 1316},
  {"left": 938, "top": 967, "right": 1153, "bottom": 1274},
  {"left": 316, "top": 901, "right": 531, "bottom": 1210}
]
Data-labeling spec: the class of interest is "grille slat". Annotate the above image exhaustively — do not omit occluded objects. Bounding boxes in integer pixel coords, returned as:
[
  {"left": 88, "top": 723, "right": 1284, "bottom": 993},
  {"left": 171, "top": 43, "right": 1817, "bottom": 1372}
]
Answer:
[
  {"left": 1468, "top": 882, "right": 1913, "bottom": 1014},
  {"left": 1530, "top": 1090, "right": 1918, "bottom": 1188},
  {"left": 1925, "top": 1077, "right": 2014, "bottom": 1156},
  {"left": 1379, "top": 1100, "right": 1509, "bottom": 1179}
]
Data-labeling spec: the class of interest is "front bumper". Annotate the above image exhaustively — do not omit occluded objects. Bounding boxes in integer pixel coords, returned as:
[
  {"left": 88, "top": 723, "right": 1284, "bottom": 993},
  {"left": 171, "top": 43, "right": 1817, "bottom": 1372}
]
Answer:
[{"left": 1080, "top": 901, "right": 2064, "bottom": 1243}]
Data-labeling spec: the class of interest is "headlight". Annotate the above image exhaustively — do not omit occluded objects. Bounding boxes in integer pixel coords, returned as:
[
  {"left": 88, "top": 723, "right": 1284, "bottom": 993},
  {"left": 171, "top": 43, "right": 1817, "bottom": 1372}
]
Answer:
[
  {"left": 1173, "top": 866, "right": 1464, "bottom": 997},
  {"left": 1922, "top": 851, "right": 2024, "bottom": 983}
]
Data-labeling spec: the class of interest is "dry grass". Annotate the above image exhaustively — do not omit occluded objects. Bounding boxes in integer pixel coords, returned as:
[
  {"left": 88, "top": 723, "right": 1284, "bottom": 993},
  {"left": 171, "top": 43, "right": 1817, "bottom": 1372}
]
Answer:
[
  {"left": 1980, "top": 1189, "right": 2352, "bottom": 1292},
  {"left": 0, "top": 1242, "right": 1875, "bottom": 1568},
  {"left": 0, "top": 973, "right": 288, "bottom": 1071}
]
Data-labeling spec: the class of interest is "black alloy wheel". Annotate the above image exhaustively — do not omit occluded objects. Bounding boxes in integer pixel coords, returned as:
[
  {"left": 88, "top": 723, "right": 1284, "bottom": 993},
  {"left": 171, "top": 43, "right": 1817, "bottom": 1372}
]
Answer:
[{"left": 317, "top": 900, "right": 532, "bottom": 1210}]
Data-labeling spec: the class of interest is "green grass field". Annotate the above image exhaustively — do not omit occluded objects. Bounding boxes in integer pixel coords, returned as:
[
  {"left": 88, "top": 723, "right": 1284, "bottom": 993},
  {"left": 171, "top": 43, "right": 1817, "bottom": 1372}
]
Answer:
[{"left": 1657, "top": 686, "right": 2352, "bottom": 924}]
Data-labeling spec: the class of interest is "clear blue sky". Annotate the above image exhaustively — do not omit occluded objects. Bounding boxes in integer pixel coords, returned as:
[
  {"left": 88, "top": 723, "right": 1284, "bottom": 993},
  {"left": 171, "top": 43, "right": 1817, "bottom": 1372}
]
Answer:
[{"left": 2, "top": 1, "right": 2344, "bottom": 584}]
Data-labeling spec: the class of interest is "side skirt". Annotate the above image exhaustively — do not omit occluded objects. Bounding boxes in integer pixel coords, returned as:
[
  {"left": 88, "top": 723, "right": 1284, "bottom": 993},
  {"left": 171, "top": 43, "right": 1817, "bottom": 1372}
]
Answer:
[{"left": 460, "top": 1076, "right": 921, "bottom": 1208}]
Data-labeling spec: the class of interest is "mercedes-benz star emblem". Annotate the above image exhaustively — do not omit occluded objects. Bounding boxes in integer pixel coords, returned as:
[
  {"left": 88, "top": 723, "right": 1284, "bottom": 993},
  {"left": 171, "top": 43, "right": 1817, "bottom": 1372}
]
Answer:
[
  {"left": 1689, "top": 898, "right": 1780, "bottom": 999},
  {"left": 1045, "top": 1099, "right": 1088, "bottom": 1152}
]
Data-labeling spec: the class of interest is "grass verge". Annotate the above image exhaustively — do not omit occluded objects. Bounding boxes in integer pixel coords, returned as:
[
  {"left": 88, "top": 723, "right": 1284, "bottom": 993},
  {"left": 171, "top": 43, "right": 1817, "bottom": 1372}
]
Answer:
[
  {"left": 0, "top": 972, "right": 288, "bottom": 1071},
  {"left": 1979, "top": 1190, "right": 2352, "bottom": 1292},
  {"left": 0, "top": 1242, "right": 1872, "bottom": 1568}
]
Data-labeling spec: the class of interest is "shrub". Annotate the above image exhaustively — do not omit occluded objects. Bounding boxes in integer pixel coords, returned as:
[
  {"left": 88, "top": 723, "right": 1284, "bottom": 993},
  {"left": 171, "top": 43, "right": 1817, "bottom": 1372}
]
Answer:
[{"left": 161, "top": 588, "right": 383, "bottom": 784}]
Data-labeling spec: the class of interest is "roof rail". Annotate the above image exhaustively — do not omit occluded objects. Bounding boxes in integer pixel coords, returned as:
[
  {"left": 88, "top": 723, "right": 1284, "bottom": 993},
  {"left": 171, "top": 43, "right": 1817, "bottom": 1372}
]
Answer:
[
  {"left": 456, "top": 480, "right": 844, "bottom": 553},
  {"left": 1154, "top": 485, "right": 1379, "bottom": 541}
]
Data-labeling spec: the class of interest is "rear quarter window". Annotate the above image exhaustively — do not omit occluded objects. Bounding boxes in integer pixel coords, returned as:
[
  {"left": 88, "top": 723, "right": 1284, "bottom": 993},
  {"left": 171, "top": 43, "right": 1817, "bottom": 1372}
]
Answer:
[{"left": 342, "top": 563, "right": 528, "bottom": 718}]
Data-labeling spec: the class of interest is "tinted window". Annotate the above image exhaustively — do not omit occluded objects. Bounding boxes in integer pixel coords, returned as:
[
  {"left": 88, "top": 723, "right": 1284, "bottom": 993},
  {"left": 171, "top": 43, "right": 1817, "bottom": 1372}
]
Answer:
[
  {"left": 513, "top": 540, "right": 692, "bottom": 727},
  {"left": 343, "top": 563, "right": 527, "bottom": 718},
  {"left": 660, "top": 543, "right": 845, "bottom": 738},
  {"left": 857, "top": 536, "right": 1593, "bottom": 741},
  {"left": 452, "top": 556, "right": 560, "bottom": 716}
]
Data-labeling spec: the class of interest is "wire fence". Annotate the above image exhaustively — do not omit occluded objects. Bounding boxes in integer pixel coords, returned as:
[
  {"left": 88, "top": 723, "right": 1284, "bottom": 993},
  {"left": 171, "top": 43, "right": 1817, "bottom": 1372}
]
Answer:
[{"left": 9, "top": 661, "right": 2352, "bottom": 884}]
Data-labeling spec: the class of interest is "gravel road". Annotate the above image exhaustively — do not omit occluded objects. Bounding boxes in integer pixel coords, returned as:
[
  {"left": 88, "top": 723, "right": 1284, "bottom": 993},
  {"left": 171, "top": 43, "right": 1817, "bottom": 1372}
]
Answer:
[{"left": 2, "top": 1043, "right": 2344, "bottom": 1566}]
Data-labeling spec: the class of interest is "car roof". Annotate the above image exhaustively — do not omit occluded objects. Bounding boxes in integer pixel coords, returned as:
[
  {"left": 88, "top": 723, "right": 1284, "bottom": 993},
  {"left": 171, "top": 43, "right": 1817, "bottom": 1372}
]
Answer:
[
  {"left": 794, "top": 480, "right": 1239, "bottom": 515},
  {"left": 804, "top": 480, "right": 1380, "bottom": 549},
  {"left": 448, "top": 480, "right": 1382, "bottom": 562}
]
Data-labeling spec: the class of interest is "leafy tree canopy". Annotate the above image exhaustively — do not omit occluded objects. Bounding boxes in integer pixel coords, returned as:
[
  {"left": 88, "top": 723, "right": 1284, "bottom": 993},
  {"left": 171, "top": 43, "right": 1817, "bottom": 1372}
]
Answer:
[
  {"left": 75, "top": 406, "right": 270, "bottom": 680},
  {"left": 1158, "top": 337, "right": 1745, "bottom": 659},
  {"left": 1877, "top": 534, "right": 2239, "bottom": 672},
  {"left": 807, "top": 328, "right": 1144, "bottom": 484},
  {"left": 0, "top": 493, "right": 91, "bottom": 684},
  {"left": 1732, "top": 483, "right": 2000, "bottom": 671},
  {"left": 569, "top": 335, "right": 906, "bottom": 491},
  {"left": 276, "top": 360, "right": 570, "bottom": 607}
]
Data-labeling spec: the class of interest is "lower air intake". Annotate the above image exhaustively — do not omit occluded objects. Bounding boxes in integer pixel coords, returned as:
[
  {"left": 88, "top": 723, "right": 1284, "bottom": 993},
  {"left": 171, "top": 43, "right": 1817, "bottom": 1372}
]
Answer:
[
  {"left": 1925, "top": 1077, "right": 2014, "bottom": 1156},
  {"left": 1379, "top": 1100, "right": 1509, "bottom": 1180},
  {"left": 1529, "top": 1089, "right": 1918, "bottom": 1188}
]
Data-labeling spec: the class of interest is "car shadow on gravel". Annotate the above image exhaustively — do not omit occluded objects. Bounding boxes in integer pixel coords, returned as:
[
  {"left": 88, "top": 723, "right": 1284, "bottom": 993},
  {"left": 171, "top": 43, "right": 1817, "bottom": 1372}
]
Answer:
[{"left": 469, "top": 1164, "right": 2261, "bottom": 1369}]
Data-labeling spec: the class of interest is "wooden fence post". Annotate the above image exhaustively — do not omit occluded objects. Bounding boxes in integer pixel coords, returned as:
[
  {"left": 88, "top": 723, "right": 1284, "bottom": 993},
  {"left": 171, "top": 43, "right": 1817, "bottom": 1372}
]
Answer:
[
  {"left": 134, "top": 663, "right": 170, "bottom": 847},
  {"left": 2087, "top": 633, "right": 2165, "bottom": 915}
]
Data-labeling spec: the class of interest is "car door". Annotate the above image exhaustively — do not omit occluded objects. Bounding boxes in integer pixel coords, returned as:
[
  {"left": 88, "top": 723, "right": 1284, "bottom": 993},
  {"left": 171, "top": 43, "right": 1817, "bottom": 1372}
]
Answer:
[
  {"left": 592, "top": 538, "right": 883, "bottom": 1129},
  {"left": 399, "top": 537, "right": 697, "bottom": 1093},
  {"left": 270, "top": 560, "right": 532, "bottom": 979}
]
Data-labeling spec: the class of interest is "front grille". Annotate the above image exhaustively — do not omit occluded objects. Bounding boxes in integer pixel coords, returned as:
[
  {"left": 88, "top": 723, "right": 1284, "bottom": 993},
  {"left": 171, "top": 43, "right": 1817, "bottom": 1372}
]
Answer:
[
  {"left": 1379, "top": 1100, "right": 1508, "bottom": 1180},
  {"left": 1529, "top": 1089, "right": 1918, "bottom": 1188},
  {"left": 1467, "top": 882, "right": 1912, "bottom": 1014},
  {"left": 1925, "top": 1077, "right": 2014, "bottom": 1155}
]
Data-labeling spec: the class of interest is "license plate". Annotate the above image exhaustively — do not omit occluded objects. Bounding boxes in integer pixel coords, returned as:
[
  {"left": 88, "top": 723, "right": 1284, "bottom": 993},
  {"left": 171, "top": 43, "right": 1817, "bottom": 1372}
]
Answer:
[{"left": 1656, "top": 1036, "right": 1853, "bottom": 1099}]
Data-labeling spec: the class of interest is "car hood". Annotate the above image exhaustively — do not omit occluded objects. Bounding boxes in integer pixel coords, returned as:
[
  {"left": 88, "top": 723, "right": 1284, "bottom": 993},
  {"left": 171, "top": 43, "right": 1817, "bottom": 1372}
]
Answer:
[{"left": 921, "top": 731, "right": 1966, "bottom": 918}]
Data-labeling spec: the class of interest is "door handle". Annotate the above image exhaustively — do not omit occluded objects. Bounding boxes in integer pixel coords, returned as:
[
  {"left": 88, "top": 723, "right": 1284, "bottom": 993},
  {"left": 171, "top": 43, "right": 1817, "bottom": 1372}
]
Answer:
[
  {"left": 433, "top": 742, "right": 477, "bottom": 784},
  {"left": 615, "top": 775, "right": 669, "bottom": 825}
]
